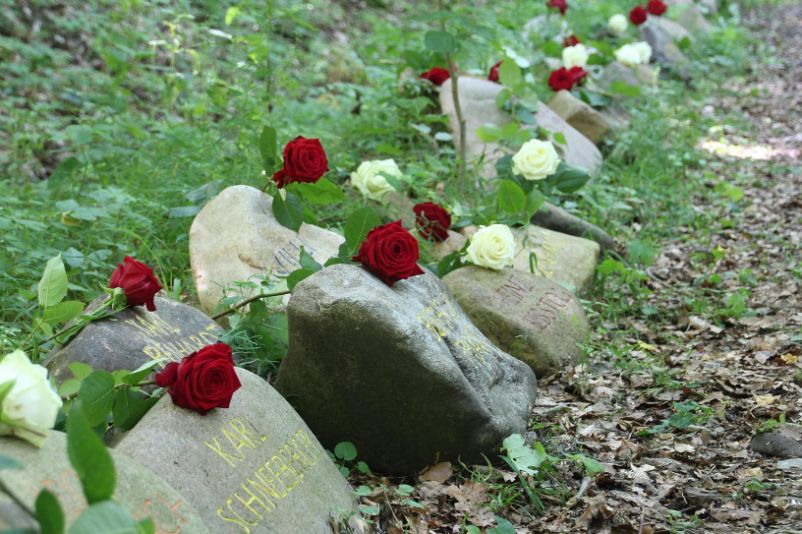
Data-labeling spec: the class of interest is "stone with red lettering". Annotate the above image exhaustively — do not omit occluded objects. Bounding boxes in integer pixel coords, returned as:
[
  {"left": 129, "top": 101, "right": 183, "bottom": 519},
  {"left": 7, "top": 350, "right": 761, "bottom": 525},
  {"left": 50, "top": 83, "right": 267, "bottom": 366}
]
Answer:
[
  {"left": 189, "top": 185, "right": 344, "bottom": 314},
  {"left": 45, "top": 295, "right": 223, "bottom": 383},
  {"left": 116, "top": 368, "right": 357, "bottom": 533},
  {"left": 443, "top": 266, "right": 590, "bottom": 377},
  {"left": 0, "top": 432, "right": 210, "bottom": 532}
]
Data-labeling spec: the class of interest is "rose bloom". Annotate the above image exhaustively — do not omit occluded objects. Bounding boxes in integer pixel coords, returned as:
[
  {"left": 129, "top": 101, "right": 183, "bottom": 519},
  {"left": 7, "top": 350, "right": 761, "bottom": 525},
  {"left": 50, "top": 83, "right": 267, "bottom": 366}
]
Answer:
[
  {"left": 420, "top": 67, "right": 450, "bottom": 86},
  {"left": 413, "top": 202, "right": 451, "bottom": 242},
  {"left": 350, "top": 159, "right": 403, "bottom": 201},
  {"left": 647, "top": 0, "right": 667, "bottom": 15},
  {"left": 615, "top": 43, "right": 645, "bottom": 65},
  {"left": 272, "top": 136, "right": 328, "bottom": 189},
  {"left": 354, "top": 221, "right": 424, "bottom": 287},
  {"left": 464, "top": 224, "right": 516, "bottom": 271},
  {"left": 547, "top": 66, "right": 586, "bottom": 92},
  {"left": 547, "top": 0, "right": 567, "bottom": 15},
  {"left": 563, "top": 35, "right": 581, "bottom": 47},
  {"left": 512, "top": 139, "right": 561, "bottom": 181},
  {"left": 488, "top": 61, "right": 502, "bottom": 83},
  {"left": 0, "top": 350, "right": 62, "bottom": 447},
  {"left": 629, "top": 5, "right": 648, "bottom": 25},
  {"left": 632, "top": 41, "right": 653, "bottom": 63},
  {"left": 562, "top": 43, "right": 589, "bottom": 69},
  {"left": 608, "top": 14, "right": 628, "bottom": 35},
  {"left": 155, "top": 343, "right": 242, "bottom": 415},
  {"left": 110, "top": 256, "right": 162, "bottom": 312}
]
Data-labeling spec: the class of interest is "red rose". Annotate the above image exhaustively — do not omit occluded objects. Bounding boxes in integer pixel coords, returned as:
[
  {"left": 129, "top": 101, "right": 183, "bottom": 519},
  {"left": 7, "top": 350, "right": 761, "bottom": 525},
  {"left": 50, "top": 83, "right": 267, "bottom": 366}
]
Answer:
[
  {"left": 353, "top": 221, "right": 424, "bottom": 287},
  {"left": 488, "top": 61, "right": 502, "bottom": 83},
  {"left": 629, "top": 5, "right": 648, "bottom": 25},
  {"left": 647, "top": 0, "right": 667, "bottom": 15},
  {"left": 547, "top": 67, "right": 586, "bottom": 92},
  {"left": 568, "top": 66, "right": 587, "bottom": 85},
  {"left": 563, "top": 35, "right": 581, "bottom": 47},
  {"left": 547, "top": 0, "right": 568, "bottom": 15},
  {"left": 272, "top": 136, "right": 328, "bottom": 189},
  {"left": 413, "top": 202, "right": 452, "bottom": 242},
  {"left": 420, "top": 67, "right": 450, "bottom": 86},
  {"left": 109, "top": 256, "right": 162, "bottom": 312},
  {"left": 155, "top": 343, "right": 242, "bottom": 415}
]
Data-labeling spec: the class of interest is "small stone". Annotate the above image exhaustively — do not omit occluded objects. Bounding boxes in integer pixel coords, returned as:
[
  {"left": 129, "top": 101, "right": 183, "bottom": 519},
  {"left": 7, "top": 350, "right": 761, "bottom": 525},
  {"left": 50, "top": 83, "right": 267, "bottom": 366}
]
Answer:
[
  {"left": 0, "top": 432, "right": 210, "bottom": 532},
  {"left": 443, "top": 266, "right": 590, "bottom": 377},
  {"left": 189, "top": 185, "right": 344, "bottom": 314},
  {"left": 597, "top": 61, "right": 658, "bottom": 94},
  {"left": 117, "top": 368, "right": 356, "bottom": 533},
  {"left": 547, "top": 90, "right": 611, "bottom": 144},
  {"left": 45, "top": 295, "right": 223, "bottom": 382},
  {"left": 750, "top": 425, "right": 802, "bottom": 459},
  {"left": 676, "top": 4, "right": 712, "bottom": 35},
  {"left": 640, "top": 18, "right": 693, "bottom": 72},
  {"left": 275, "top": 264, "right": 537, "bottom": 475}
]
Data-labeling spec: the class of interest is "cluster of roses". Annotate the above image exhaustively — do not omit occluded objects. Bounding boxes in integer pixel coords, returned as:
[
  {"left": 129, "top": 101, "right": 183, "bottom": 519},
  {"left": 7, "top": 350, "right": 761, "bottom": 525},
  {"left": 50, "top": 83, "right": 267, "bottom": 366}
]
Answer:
[{"left": 629, "top": 0, "right": 667, "bottom": 26}]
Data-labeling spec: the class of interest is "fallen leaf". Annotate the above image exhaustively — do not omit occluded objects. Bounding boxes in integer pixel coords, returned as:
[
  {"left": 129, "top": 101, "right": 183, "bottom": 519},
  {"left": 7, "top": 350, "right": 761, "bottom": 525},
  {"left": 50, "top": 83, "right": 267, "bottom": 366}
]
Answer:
[{"left": 419, "top": 461, "right": 452, "bottom": 484}]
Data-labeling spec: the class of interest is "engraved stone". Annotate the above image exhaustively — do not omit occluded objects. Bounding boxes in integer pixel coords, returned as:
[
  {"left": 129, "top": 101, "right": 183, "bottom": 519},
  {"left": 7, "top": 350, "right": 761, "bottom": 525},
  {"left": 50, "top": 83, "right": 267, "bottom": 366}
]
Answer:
[
  {"left": 116, "top": 368, "right": 356, "bottom": 533},
  {"left": 45, "top": 295, "right": 223, "bottom": 382},
  {"left": 547, "top": 90, "right": 610, "bottom": 144},
  {"left": 439, "top": 77, "right": 602, "bottom": 178},
  {"left": 189, "top": 185, "right": 344, "bottom": 314},
  {"left": 443, "top": 267, "right": 590, "bottom": 377},
  {"left": 274, "top": 264, "right": 538, "bottom": 475},
  {"left": 0, "top": 432, "right": 210, "bottom": 532}
]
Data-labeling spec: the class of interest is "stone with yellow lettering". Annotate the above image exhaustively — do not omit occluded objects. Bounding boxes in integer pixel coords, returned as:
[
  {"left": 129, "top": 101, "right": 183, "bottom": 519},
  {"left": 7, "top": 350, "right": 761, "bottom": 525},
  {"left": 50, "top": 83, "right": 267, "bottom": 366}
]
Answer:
[
  {"left": 116, "top": 368, "right": 357, "bottom": 533},
  {"left": 45, "top": 295, "right": 223, "bottom": 383},
  {"left": 0, "top": 432, "right": 210, "bottom": 532},
  {"left": 443, "top": 266, "right": 590, "bottom": 377},
  {"left": 275, "top": 264, "right": 538, "bottom": 475}
]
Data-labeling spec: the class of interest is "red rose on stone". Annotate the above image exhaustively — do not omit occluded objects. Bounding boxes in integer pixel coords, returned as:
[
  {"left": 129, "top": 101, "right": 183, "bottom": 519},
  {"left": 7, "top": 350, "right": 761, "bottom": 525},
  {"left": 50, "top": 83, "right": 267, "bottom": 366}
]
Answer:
[
  {"left": 109, "top": 256, "right": 162, "bottom": 312},
  {"left": 272, "top": 136, "right": 328, "bottom": 189},
  {"left": 353, "top": 221, "right": 424, "bottom": 287},
  {"left": 563, "top": 35, "right": 581, "bottom": 47},
  {"left": 647, "top": 0, "right": 667, "bottom": 15},
  {"left": 547, "top": 0, "right": 568, "bottom": 15},
  {"left": 568, "top": 66, "right": 588, "bottom": 85},
  {"left": 413, "top": 202, "right": 452, "bottom": 242},
  {"left": 155, "top": 343, "right": 242, "bottom": 415},
  {"left": 488, "top": 61, "right": 502, "bottom": 83},
  {"left": 547, "top": 67, "right": 586, "bottom": 91},
  {"left": 420, "top": 67, "right": 450, "bottom": 86},
  {"left": 629, "top": 5, "right": 648, "bottom": 25}
]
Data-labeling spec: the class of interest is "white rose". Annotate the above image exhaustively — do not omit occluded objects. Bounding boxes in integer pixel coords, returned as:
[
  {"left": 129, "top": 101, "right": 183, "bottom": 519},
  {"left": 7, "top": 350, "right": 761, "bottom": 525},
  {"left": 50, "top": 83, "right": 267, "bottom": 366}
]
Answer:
[
  {"left": 464, "top": 225, "right": 517, "bottom": 271},
  {"left": 614, "top": 44, "right": 643, "bottom": 66},
  {"left": 562, "top": 44, "right": 589, "bottom": 69},
  {"left": 632, "top": 41, "right": 652, "bottom": 63},
  {"left": 512, "top": 139, "right": 561, "bottom": 181},
  {"left": 609, "top": 14, "right": 628, "bottom": 35},
  {"left": 0, "top": 350, "right": 62, "bottom": 447},
  {"left": 350, "top": 159, "right": 402, "bottom": 201}
]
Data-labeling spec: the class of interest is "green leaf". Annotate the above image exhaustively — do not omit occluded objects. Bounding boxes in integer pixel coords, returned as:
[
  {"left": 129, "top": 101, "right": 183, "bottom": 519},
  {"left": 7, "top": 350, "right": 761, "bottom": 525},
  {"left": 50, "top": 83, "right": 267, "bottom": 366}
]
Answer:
[
  {"left": 68, "top": 501, "right": 139, "bottom": 534},
  {"left": 378, "top": 171, "right": 403, "bottom": 192},
  {"left": 497, "top": 180, "right": 526, "bottom": 215},
  {"left": 35, "top": 490, "right": 65, "bottom": 534},
  {"left": 286, "top": 269, "right": 317, "bottom": 291},
  {"left": 77, "top": 371, "right": 115, "bottom": 427},
  {"left": 475, "top": 124, "right": 503, "bottom": 143},
  {"left": 488, "top": 517, "right": 516, "bottom": 534},
  {"left": 298, "top": 247, "right": 322, "bottom": 272},
  {"left": 610, "top": 81, "right": 640, "bottom": 97},
  {"left": 526, "top": 189, "right": 546, "bottom": 219},
  {"left": 0, "top": 453, "right": 23, "bottom": 470},
  {"left": 568, "top": 454, "right": 605, "bottom": 477},
  {"left": 498, "top": 60, "right": 522, "bottom": 89},
  {"left": 38, "top": 254, "right": 68, "bottom": 308},
  {"left": 357, "top": 504, "right": 380, "bottom": 516},
  {"left": 334, "top": 441, "right": 357, "bottom": 461},
  {"left": 501, "top": 434, "right": 545, "bottom": 475},
  {"left": 0, "top": 379, "right": 16, "bottom": 406},
  {"left": 291, "top": 178, "right": 345, "bottom": 204},
  {"left": 259, "top": 126, "right": 278, "bottom": 172},
  {"left": 435, "top": 250, "right": 465, "bottom": 278},
  {"left": 549, "top": 164, "right": 591, "bottom": 194},
  {"left": 112, "top": 388, "right": 158, "bottom": 431},
  {"left": 272, "top": 191, "right": 304, "bottom": 232},
  {"left": 552, "top": 132, "right": 567, "bottom": 146},
  {"left": 120, "top": 360, "right": 163, "bottom": 386},
  {"left": 43, "top": 301, "right": 85, "bottom": 325},
  {"left": 136, "top": 518, "right": 155, "bottom": 534},
  {"left": 67, "top": 401, "right": 116, "bottom": 504},
  {"left": 542, "top": 41, "right": 562, "bottom": 57},
  {"left": 343, "top": 207, "right": 381, "bottom": 253},
  {"left": 224, "top": 6, "right": 240, "bottom": 25},
  {"left": 424, "top": 30, "right": 458, "bottom": 54},
  {"left": 67, "top": 362, "right": 93, "bottom": 381}
]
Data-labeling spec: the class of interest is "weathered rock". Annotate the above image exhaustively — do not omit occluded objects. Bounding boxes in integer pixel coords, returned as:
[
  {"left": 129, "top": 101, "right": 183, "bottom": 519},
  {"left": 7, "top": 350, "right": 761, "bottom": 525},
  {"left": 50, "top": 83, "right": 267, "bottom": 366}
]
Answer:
[
  {"left": 750, "top": 425, "right": 802, "bottom": 459},
  {"left": 439, "top": 77, "right": 602, "bottom": 177},
  {"left": 45, "top": 295, "right": 223, "bottom": 382},
  {"left": 189, "top": 185, "right": 344, "bottom": 314},
  {"left": 530, "top": 203, "right": 618, "bottom": 254},
  {"left": 547, "top": 90, "right": 610, "bottom": 144},
  {"left": 0, "top": 432, "right": 210, "bottom": 532},
  {"left": 675, "top": 4, "right": 712, "bottom": 35},
  {"left": 275, "top": 264, "right": 538, "bottom": 475},
  {"left": 597, "top": 61, "right": 658, "bottom": 94},
  {"left": 117, "top": 368, "right": 356, "bottom": 533},
  {"left": 640, "top": 18, "right": 693, "bottom": 73},
  {"left": 443, "top": 267, "right": 589, "bottom": 377}
]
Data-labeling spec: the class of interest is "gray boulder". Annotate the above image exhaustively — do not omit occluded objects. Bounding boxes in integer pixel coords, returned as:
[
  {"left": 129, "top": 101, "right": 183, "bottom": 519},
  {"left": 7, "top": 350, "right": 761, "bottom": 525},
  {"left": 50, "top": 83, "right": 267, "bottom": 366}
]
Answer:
[
  {"left": 275, "top": 264, "right": 538, "bottom": 475},
  {"left": 546, "top": 90, "right": 610, "bottom": 144},
  {"left": 640, "top": 18, "right": 693, "bottom": 73},
  {"left": 597, "top": 61, "right": 658, "bottom": 94}
]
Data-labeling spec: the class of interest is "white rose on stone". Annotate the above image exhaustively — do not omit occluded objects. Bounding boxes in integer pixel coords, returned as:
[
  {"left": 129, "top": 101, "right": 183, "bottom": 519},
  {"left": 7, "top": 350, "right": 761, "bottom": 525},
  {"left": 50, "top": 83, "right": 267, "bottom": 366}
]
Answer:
[
  {"left": 0, "top": 350, "right": 62, "bottom": 447},
  {"left": 562, "top": 44, "right": 589, "bottom": 69},
  {"left": 512, "top": 139, "right": 561, "bottom": 181},
  {"left": 464, "top": 225, "right": 517, "bottom": 271},
  {"left": 614, "top": 43, "right": 643, "bottom": 66},
  {"left": 609, "top": 14, "right": 628, "bottom": 35},
  {"left": 350, "top": 159, "right": 403, "bottom": 201},
  {"left": 632, "top": 41, "right": 653, "bottom": 64}
]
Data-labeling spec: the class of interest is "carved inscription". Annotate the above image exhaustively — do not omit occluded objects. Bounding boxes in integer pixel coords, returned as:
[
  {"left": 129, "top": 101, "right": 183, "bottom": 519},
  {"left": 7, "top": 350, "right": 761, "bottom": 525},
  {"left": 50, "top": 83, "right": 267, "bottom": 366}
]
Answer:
[
  {"left": 523, "top": 289, "right": 572, "bottom": 331},
  {"left": 416, "top": 295, "right": 488, "bottom": 364},
  {"left": 206, "top": 417, "right": 323, "bottom": 533},
  {"left": 272, "top": 238, "right": 318, "bottom": 277}
]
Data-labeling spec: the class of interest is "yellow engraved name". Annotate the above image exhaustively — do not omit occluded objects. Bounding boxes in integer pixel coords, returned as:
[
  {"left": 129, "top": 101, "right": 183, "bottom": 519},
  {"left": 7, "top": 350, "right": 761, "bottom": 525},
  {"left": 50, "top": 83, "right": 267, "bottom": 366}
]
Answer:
[{"left": 142, "top": 324, "right": 220, "bottom": 364}]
